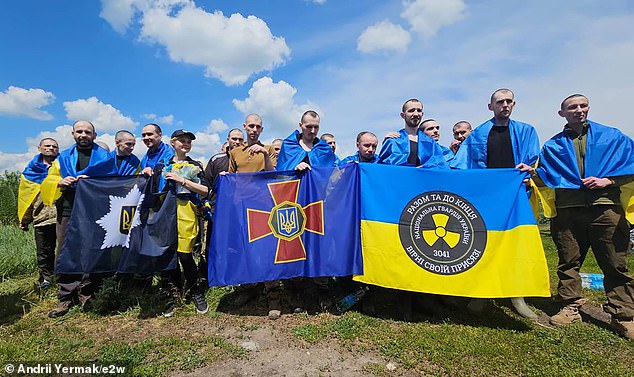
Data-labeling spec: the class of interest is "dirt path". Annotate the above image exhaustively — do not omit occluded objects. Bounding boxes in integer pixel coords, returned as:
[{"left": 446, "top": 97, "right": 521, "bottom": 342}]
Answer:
[{"left": 173, "top": 321, "right": 387, "bottom": 377}]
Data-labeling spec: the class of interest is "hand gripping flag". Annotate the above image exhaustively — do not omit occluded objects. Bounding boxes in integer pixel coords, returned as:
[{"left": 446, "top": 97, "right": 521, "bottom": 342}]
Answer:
[
  {"left": 208, "top": 165, "right": 362, "bottom": 286},
  {"left": 355, "top": 164, "right": 550, "bottom": 298}
]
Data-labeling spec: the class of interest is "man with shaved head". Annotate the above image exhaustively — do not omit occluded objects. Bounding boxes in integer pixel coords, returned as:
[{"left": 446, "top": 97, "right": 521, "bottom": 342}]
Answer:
[
  {"left": 521, "top": 94, "right": 634, "bottom": 337},
  {"left": 449, "top": 121, "right": 472, "bottom": 153},
  {"left": 204, "top": 128, "right": 244, "bottom": 191},
  {"left": 451, "top": 89, "right": 539, "bottom": 169},
  {"left": 377, "top": 99, "right": 448, "bottom": 168},
  {"left": 228, "top": 114, "right": 276, "bottom": 173},
  {"left": 340, "top": 131, "right": 379, "bottom": 164},
  {"left": 18, "top": 138, "right": 59, "bottom": 289},
  {"left": 320, "top": 133, "right": 340, "bottom": 165},
  {"left": 276, "top": 110, "right": 335, "bottom": 171},
  {"left": 43, "top": 120, "right": 117, "bottom": 318},
  {"left": 140, "top": 123, "right": 174, "bottom": 177},
  {"left": 420, "top": 119, "right": 454, "bottom": 162},
  {"left": 112, "top": 130, "right": 140, "bottom": 175},
  {"left": 227, "top": 114, "right": 280, "bottom": 319}
]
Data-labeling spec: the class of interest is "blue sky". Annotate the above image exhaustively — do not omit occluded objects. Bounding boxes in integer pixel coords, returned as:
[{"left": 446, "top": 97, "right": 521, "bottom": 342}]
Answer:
[{"left": 1, "top": 0, "right": 633, "bottom": 171}]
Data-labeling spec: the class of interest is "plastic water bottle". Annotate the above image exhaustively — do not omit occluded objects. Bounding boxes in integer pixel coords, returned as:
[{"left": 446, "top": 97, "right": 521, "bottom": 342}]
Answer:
[
  {"left": 580, "top": 273, "right": 604, "bottom": 290},
  {"left": 336, "top": 286, "right": 369, "bottom": 312}
]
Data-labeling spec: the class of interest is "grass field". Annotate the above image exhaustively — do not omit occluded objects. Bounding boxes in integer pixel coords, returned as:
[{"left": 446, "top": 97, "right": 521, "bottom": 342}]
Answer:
[{"left": 1, "top": 224, "right": 634, "bottom": 376}]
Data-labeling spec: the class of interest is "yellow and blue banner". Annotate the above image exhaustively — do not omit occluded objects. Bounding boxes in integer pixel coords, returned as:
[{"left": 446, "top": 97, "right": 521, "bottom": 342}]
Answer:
[
  {"left": 18, "top": 154, "right": 51, "bottom": 222},
  {"left": 536, "top": 120, "right": 634, "bottom": 222},
  {"left": 355, "top": 164, "right": 550, "bottom": 298},
  {"left": 208, "top": 165, "right": 362, "bottom": 286}
]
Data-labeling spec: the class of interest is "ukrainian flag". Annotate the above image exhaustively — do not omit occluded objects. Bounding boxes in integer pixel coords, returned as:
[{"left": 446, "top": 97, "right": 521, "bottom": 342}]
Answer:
[
  {"left": 355, "top": 164, "right": 550, "bottom": 298},
  {"left": 18, "top": 154, "right": 51, "bottom": 222}
]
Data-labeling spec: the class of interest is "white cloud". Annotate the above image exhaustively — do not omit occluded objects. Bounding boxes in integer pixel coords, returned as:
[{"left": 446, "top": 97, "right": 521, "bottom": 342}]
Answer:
[
  {"left": 142, "top": 113, "right": 175, "bottom": 125},
  {"left": 27, "top": 125, "right": 76, "bottom": 152},
  {"left": 232, "top": 77, "right": 319, "bottom": 137},
  {"left": 401, "top": 0, "right": 466, "bottom": 39},
  {"left": 0, "top": 151, "right": 34, "bottom": 173},
  {"left": 103, "top": 1, "right": 291, "bottom": 86},
  {"left": 0, "top": 86, "right": 55, "bottom": 121},
  {"left": 99, "top": 0, "right": 137, "bottom": 33},
  {"left": 307, "top": 0, "right": 326, "bottom": 4},
  {"left": 139, "top": 7, "right": 290, "bottom": 86},
  {"left": 189, "top": 131, "right": 222, "bottom": 163},
  {"left": 63, "top": 97, "right": 138, "bottom": 132},
  {"left": 357, "top": 21, "right": 411, "bottom": 54},
  {"left": 206, "top": 119, "right": 229, "bottom": 133}
]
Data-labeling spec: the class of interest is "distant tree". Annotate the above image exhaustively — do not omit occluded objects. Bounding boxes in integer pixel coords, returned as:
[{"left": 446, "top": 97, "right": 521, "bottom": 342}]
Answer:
[{"left": 0, "top": 170, "right": 21, "bottom": 225}]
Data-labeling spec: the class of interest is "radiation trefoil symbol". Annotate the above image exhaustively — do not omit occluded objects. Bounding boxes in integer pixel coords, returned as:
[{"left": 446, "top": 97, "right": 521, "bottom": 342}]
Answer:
[
  {"left": 246, "top": 180, "right": 324, "bottom": 263},
  {"left": 422, "top": 213, "right": 461, "bottom": 248}
]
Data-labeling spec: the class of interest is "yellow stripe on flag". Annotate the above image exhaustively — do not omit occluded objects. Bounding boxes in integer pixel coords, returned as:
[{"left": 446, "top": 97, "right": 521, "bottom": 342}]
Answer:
[
  {"left": 40, "top": 160, "right": 63, "bottom": 206},
  {"left": 17, "top": 177, "right": 40, "bottom": 223},
  {"left": 355, "top": 220, "right": 551, "bottom": 298}
]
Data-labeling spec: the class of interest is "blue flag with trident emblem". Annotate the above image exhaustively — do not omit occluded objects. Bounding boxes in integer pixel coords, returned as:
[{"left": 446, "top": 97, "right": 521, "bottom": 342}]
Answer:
[{"left": 208, "top": 165, "right": 362, "bottom": 286}]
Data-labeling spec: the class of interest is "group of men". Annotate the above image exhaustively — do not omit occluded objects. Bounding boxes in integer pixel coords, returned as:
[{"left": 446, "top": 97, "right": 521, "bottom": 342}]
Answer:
[{"left": 17, "top": 89, "right": 634, "bottom": 339}]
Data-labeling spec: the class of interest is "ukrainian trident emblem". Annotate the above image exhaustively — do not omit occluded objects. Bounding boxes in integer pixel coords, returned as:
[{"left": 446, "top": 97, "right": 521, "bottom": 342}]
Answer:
[{"left": 247, "top": 180, "right": 324, "bottom": 263}]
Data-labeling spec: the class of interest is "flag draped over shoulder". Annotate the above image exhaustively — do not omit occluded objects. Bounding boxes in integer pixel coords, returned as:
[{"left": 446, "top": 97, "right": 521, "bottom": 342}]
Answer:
[
  {"left": 41, "top": 144, "right": 117, "bottom": 206},
  {"left": 209, "top": 165, "right": 362, "bottom": 286},
  {"left": 55, "top": 175, "right": 177, "bottom": 274},
  {"left": 140, "top": 141, "right": 174, "bottom": 169},
  {"left": 18, "top": 154, "right": 50, "bottom": 222},
  {"left": 111, "top": 151, "right": 141, "bottom": 176},
  {"left": 355, "top": 164, "right": 550, "bottom": 298},
  {"left": 536, "top": 121, "right": 634, "bottom": 222},
  {"left": 450, "top": 119, "right": 539, "bottom": 169},
  {"left": 377, "top": 129, "right": 448, "bottom": 168},
  {"left": 276, "top": 130, "right": 335, "bottom": 171}
]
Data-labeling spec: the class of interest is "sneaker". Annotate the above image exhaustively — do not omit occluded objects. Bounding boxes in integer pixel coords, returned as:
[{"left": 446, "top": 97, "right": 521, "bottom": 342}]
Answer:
[
  {"left": 48, "top": 301, "right": 72, "bottom": 318},
  {"left": 192, "top": 293, "right": 209, "bottom": 314},
  {"left": 39, "top": 280, "right": 51, "bottom": 290},
  {"left": 549, "top": 304, "right": 582, "bottom": 326},
  {"left": 611, "top": 318, "right": 634, "bottom": 340}
]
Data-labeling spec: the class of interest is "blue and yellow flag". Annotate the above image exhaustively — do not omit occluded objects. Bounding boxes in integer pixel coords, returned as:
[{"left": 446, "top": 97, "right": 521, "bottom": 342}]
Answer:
[
  {"left": 355, "top": 164, "right": 550, "bottom": 298},
  {"left": 536, "top": 120, "right": 634, "bottom": 222},
  {"left": 18, "top": 154, "right": 51, "bottom": 222},
  {"left": 209, "top": 165, "right": 362, "bottom": 286}
]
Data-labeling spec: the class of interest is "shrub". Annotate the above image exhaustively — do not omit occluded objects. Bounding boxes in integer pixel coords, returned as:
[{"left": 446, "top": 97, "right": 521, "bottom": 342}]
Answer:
[{"left": 0, "top": 170, "right": 20, "bottom": 226}]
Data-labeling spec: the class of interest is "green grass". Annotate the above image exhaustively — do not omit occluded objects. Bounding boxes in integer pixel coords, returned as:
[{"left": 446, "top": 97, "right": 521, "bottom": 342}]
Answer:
[
  {"left": 0, "top": 225, "right": 36, "bottom": 280},
  {"left": 1, "top": 223, "right": 634, "bottom": 376}
]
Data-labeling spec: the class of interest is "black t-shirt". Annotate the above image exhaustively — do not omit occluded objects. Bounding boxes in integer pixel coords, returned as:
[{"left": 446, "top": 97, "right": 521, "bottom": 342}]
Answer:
[
  {"left": 408, "top": 140, "right": 420, "bottom": 166},
  {"left": 57, "top": 146, "right": 92, "bottom": 218},
  {"left": 486, "top": 126, "right": 515, "bottom": 168}
]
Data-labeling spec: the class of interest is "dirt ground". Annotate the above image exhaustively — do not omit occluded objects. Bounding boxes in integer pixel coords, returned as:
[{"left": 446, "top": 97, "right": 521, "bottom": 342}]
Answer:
[{"left": 173, "top": 321, "right": 387, "bottom": 377}]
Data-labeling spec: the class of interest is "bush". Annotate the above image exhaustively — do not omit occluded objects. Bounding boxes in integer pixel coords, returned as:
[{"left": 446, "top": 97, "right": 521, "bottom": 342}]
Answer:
[
  {"left": 0, "top": 170, "right": 20, "bottom": 226},
  {"left": 0, "top": 225, "right": 36, "bottom": 279}
]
